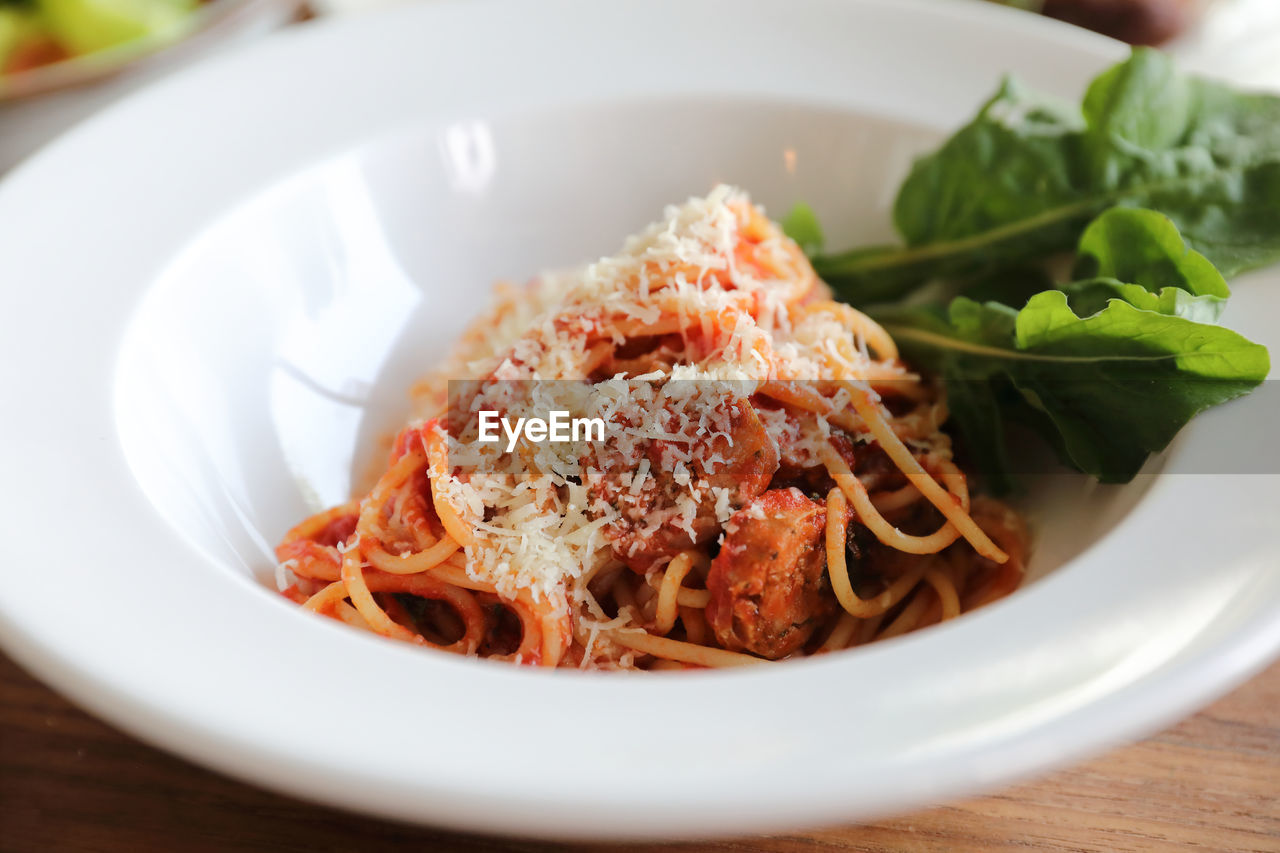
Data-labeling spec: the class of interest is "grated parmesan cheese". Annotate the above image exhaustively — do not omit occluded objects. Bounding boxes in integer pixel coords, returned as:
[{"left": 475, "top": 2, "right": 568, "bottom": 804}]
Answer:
[{"left": 402, "top": 186, "right": 917, "bottom": 618}]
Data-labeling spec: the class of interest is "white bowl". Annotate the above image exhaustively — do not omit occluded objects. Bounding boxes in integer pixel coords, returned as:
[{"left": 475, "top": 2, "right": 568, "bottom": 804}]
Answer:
[{"left": 1, "top": 0, "right": 1279, "bottom": 840}]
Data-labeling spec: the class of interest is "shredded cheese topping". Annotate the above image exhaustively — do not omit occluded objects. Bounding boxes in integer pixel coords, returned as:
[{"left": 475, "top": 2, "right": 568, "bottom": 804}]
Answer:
[{"left": 409, "top": 186, "right": 916, "bottom": 606}]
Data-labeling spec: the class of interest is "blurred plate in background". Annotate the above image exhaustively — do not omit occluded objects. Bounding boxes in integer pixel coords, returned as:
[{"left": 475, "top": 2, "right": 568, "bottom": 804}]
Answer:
[{"left": 0, "top": 0, "right": 298, "bottom": 172}]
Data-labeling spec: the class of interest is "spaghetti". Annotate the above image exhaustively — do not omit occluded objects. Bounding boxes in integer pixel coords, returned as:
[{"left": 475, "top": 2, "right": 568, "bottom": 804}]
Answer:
[{"left": 276, "top": 186, "right": 1029, "bottom": 669}]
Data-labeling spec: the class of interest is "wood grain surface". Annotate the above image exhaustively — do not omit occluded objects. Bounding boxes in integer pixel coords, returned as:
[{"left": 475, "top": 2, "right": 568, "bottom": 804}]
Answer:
[{"left": 2, "top": 652, "right": 1277, "bottom": 852}]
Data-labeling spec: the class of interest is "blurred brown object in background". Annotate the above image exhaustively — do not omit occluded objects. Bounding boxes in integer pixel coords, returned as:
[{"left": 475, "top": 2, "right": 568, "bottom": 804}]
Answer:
[{"left": 1041, "top": 0, "right": 1193, "bottom": 45}]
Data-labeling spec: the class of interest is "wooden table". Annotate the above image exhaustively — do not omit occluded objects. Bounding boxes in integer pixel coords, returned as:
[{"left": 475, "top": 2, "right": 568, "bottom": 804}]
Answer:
[{"left": 2, "top": 653, "right": 1276, "bottom": 852}]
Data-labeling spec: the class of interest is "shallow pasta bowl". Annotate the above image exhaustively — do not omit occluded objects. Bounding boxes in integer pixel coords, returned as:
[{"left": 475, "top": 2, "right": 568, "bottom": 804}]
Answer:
[{"left": 1, "top": 0, "right": 1279, "bottom": 840}]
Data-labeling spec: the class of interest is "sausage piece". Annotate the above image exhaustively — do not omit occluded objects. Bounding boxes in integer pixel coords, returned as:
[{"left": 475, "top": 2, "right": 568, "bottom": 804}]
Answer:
[
  {"left": 706, "top": 488, "right": 834, "bottom": 659},
  {"left": 588, "top": 396, "right": 779, "bottom": 571}
]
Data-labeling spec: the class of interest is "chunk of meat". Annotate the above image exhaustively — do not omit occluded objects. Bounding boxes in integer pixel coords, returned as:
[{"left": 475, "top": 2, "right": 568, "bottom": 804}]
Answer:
[
  {"left": 587, "top": 396, "right": 779, "bottom": 571},
  {"left": 706, "top": 488, "right": 835, "bottom": 659}
]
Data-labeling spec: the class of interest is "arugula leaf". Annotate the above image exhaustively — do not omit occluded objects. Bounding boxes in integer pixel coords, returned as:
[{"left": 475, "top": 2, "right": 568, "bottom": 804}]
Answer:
[
  {"left": 873, "top": 208, "right": 1267, "bottom": 487},
  {"left": 881, "top": 291, "right": 1269, "bottom": 486},
  {"left": 814, "top": 77, "right": 1090, "bottom": 303},
  {"left": 884, "top": 300, "right": 1024, "bottom": 492},
  {"left": 794, "top": 51, "right": 1279, "bottom": 488},
  {"left": 781, "top": 202, "right": 825, "bottom": 255},
  {"left": 1065, "top": 207, "right": 1230, "bottom": 321},
  {"left": 1074, "top": 208, "right": 1228, "bottom": 296},
  {"left": 945, "top": 206, "right": 1228, "bottom": 317},
  {"left": 1059, "top": 278, "right": 1225, "bottom": 324},
  {"left": 813, "top": 49, "right": 1280, "bottom": 305}
]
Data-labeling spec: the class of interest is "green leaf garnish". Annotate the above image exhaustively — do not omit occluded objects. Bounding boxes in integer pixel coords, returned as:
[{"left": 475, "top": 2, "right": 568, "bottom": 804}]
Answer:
[
  {"left": 812, "top": 49, "right": 1280, "bottom": 304},
  {"left": 781, "top": 201, "right": 825, "bottom": 256}
]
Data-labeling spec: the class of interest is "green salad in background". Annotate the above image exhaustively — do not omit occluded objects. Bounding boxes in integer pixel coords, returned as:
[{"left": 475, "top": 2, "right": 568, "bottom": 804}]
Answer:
[{"left": 1, "top": 0, "right": 200, "bottom": 77}]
